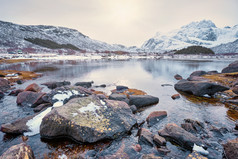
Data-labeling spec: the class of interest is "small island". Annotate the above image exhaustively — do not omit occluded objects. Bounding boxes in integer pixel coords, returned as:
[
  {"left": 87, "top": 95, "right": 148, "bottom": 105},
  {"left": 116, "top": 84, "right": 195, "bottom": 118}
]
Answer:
[{"left": 175, "top": 46, "right": 215, "bottom": 55}]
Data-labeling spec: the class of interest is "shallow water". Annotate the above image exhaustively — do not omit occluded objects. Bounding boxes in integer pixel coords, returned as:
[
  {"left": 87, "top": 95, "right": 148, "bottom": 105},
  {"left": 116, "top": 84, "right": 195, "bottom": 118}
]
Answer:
[{"left": 0, "top": 59, "right": 237, "bottom": 158}]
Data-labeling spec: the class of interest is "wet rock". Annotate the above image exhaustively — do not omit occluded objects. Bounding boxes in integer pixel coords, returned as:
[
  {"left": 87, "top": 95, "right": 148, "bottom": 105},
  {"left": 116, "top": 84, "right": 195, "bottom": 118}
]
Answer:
[
  {"left": 138, "top": 128, "right": 154, "bottom": 146},
  {"left": 116, "top": 85, "right": 129, "bottom": 91},
  {"left": 129, "top": 95, "right": 159, "bottom": 109},
  {"left": 174, "top": 79, "right": 229, "bottom": 96},
  {"left": 75, "top": 81, "right": 93, "bottom": 88},
  {"left": 0, "top": 90, "right": 4, "bottom": 99},
  {"left": 40, "top": 96, "right": 136, "bottom": 143},
  {"left": 9, "top": 89, "right": 24, "bottom": 96},
  {"left": 24, "top": 83, "right": 42, "bottom": 92},
  {"left": 16, "top": 79, "right": 24, "bottom": 84},
  {"left": 1, "top": 114, "right": 36, "bottom": 134},
  {"left": 130, "top": 105, "right": 137, "bottom": 114},
  {"left": 153, "top": 134, "right": 166, "bottom": 146},
  {"left": 0, "top": 78, "right": 10, "bottom": 92},
  {"left": 171, "top": 94, "right": 180, "bottom": 100},
  {"left": 146, "top": 111, "right": 167, "bottom": 127},
  {"left": 223, "top": 138, "right": 238, "bottom": 159},
  {"left": 0, "top": 143, "right": 35, "bottom": 159},
  {"left": 222, "top": 60, "right": 238, "bottom": 73},
  {"left": 141, "top": 154, "right": 162, "bottom": 159},
  {"left": 232, "top": 85, "right": 238, "bottom": 95},
  {"left": 235, "top": 120, "right": 238, "bottom": 130},
  {"left": 41, "top": 81, "right": 71, "bottom": 89},
  {"left": 186, "top": 151, "right": 208, "bottom": 159},
  {"left": 158, "top": 123, "right": 203, "bottom": 150},
  {"left": 174, "top": 74, "right": 183, "bottom": 80},
  {"left": 181, "top": 119, "right": 204, "bottom": 134},
  {"left": 109, "top": 94, "right": 129, "bottom": 104},
  {"left": 157, "top": 146, "right": 170, "bottom": 155},
  {"left": 33, "top": 103, "right": 52, "bottom": 112},
  {"left": 189, "top": 70, "right": 207, "bottom": 77},
  {"left": 17, "top": 91, "right": 46, "bottom": 107}
]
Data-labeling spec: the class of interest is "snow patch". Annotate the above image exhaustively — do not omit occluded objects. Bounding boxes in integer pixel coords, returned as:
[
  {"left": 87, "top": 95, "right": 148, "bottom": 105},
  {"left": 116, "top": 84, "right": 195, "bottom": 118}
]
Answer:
[
  {"left": 193, "top": 144, "right": 209, "bottom": 156},
  {"left": 58, "top": 154, "right": 67, "bottom": 159}
]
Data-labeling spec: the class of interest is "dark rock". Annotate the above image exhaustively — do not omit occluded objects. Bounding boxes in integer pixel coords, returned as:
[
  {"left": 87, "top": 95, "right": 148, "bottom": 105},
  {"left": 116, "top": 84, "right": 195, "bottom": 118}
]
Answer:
[
  {"left": 0, "top": 143, "right": 35, "bottom": 159},
  {"left": 130, "top": 105, "right": 137, "bottom": 114},
  {"left": 157, "top": 146, "right": 170, "bottom": 155},
  {"left": 17, "top": 91, "right": 46, "bottom": 107},
  {"left": 95, "top": 84, "right": 106, "bottom": 88},
  {"left": 158, "top": 123, "right": 203, "bottom": 150},
  {"left": 174, "top": 74, "right": 183, "bottom": 80},
  {"left": 174, "top": 79, "right": 229, "bottom": 96},
  {"left": 33, "top": 103, "right": 52, "bottom": 112},
  {"left": 171, "top": 94, "right": 180, "bottom": 100},
  {"left": 1, "top": 114, "right": 36, "bottom": 134},
  {"left": 24, "top": 83, "right": 42, "bottom": 92},
  {"left": 74, "top": 81, "right": 93, "bottom": 88},
  {"left": 0, "top": 78, "right": 10, "bottom": 92},
  {"left": 109, "top": 94, "right": 129, "bottom": 104},
  {"left": 223, "top": 138, "right": 238, "bottom": 159},
  {"left": 9, "top": 89, "right": 24, "bottom": 96},
  {"left": 0, "top": 74, "right": 5, "bottom": 77},
  {"left": 146, "top": 111, "right": 167, "bottom": 127},
  {"left": 41, "top": 81, "right": 71, "bottom": 89},
  {"left": 232, "top": 85, "right": 238, "bottom": 95},
  {"left": 40, "top": 96, "right": 136, "bottom": 143},
  {"left": 153, "top": 134, "right": 166, "bottom": 146},
  {"left": 189, "top": 70, "right": 207, "bottom": 77},
  {"left": 116, "top": 85, "right": 129, "bottom": 91},
  {"left": 186, "top": 151, "right": 208, "bottom": 159},
  {"left": 222, "top": 60, "right": 238, "bottom": 73},
  {"left": 161, "top": 84, "right": 173, "bottom": 87},
  {"left": 16, "top": 80, "right": 24, "bottom": 84},
  {"left": 141, "top": 154, "right": 162, "bottom": 159},
  {"left": 138, "top": 128, "right": 154, "bottom": 146},
  {"left": 129, "top": 95, "right": 159, "bottom": 109},
  {"left": 235, "top": 120, "right": 238, "bottom": 130},
  {"left": 181, "top": 119, "right": 204, "bottom": 134},
  {"left": 0, "top": 90, "right": 4, "bottom": 99}
]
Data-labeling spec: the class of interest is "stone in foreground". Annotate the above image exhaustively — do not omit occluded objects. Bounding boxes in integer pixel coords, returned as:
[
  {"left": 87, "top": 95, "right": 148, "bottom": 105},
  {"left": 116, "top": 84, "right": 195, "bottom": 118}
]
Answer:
[
  {"left": 40, "top": 96, "right": 136, "bottom": 143},
  {"left": 0, "top": 143, "right": 35, "bottom": 159},
  {"left": 129, "top": 95, "right": 159, "bottom": 109},
  {"left": 223, "top": 138, "right": 238, "bottom": 159},
  {"left": 222, "top": 60, "right": 238, "bottom": 73}
]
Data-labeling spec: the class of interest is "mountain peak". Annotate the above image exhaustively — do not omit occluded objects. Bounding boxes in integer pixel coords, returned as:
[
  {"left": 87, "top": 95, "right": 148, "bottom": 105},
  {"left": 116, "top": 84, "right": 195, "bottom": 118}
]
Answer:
[{"left": 183, "top": 20, "right": 216, "bottom": 29}]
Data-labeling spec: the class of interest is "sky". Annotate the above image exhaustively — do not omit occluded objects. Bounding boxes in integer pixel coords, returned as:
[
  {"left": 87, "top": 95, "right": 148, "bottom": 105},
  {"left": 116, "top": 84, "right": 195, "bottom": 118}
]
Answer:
[{"left": 0, "top": 0, "right": 237, "bottom": 47}]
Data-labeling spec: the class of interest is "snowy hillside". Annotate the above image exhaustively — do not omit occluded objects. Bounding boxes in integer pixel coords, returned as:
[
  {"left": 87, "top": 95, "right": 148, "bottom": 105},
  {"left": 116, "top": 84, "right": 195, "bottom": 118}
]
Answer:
[
  {"left": 142, "top": 20, "right": 238, "bottom": 53},
  {"left": 0, "top": 20, "right": 139, "bottom": 53},
  {"left": 212, "top": 39, "right": 238, "bottom": 53}
]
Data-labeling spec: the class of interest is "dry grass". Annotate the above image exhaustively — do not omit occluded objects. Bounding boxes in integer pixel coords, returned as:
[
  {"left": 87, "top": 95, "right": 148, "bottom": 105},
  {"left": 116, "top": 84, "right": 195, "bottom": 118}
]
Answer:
[{"left": 0, "top": 70, "right": 42, "bottom": 82}]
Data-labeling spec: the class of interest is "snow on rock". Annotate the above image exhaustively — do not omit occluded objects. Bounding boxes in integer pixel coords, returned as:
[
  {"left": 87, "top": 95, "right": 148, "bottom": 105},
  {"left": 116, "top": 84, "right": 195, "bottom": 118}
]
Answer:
[{"left": 193, "top": 144, "right": 209, "bottom": 156}]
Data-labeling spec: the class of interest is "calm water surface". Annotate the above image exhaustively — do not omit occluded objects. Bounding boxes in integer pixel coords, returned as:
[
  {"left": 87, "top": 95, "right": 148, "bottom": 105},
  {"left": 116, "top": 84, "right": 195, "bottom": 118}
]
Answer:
[{"left": 0, "top": 59, "right": 237, "bottom": 158}]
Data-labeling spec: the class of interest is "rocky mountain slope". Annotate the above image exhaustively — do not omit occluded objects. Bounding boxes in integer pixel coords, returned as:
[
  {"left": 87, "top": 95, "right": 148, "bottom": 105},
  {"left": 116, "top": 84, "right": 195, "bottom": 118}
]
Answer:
[
  {"left": 0, "top": 20, "right": 139, "bottom": 53},
  {"left": 142, "top": 20, "right": 238, "bottom": 53}
]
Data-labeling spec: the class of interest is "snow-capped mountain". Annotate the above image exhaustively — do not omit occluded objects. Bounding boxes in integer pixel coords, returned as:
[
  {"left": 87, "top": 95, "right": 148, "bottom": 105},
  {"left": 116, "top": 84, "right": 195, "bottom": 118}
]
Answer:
[
  {"left": 0, "top": 20, "right": 139, "bottom": 53},
  {"left": 142, "top": 20, "right": 238, "bottom": 53}
]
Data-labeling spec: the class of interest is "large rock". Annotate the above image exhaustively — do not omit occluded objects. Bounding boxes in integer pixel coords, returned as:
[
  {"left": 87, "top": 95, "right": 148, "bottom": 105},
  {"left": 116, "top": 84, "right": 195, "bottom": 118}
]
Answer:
[
  {"left": 0, "top": 78, "right": 10, "bottom": 92},
  {"left": 158, "top": 123, "right": 203, "bottom": 150},
  {"left": 109, "top": 94, "right": 129, "bottom": 104},
  {"left": 146, "top": 111, "right": 167, "bottom": 127},
  {"left": 129, "top": 95, "right": 159, "bottom": 109},
  {"left": 222, "top": 60, "right": 238, "bottom": 73},
  {"left": 174, "top": 79, "right": 229, "bottom": 96},
  {"left": 17, "top": 91, "right": 46, "bottom": 107},
  {"left": 189, "top": 70, "right": 207, "bottom": 77},
  {"left": 24, "top": 83, "right": 41, "bottom": 92},
  {"left": 223, "top": 138, "right": 238, "bottom": 159},
  {"left": 0, "top": 143, "right": 35, "bottom": 159},
  {"left": 74, "top": 81, "right": 93, "bottom": 88},
  {"left": 41, "top": 81, "right": 71, "bottom": 89},
  {"left": 40, "top": 96, "right": 137, "bottom": 143},
  {"left": 138, "top": 128, "right": 154, "bottom": 146}
]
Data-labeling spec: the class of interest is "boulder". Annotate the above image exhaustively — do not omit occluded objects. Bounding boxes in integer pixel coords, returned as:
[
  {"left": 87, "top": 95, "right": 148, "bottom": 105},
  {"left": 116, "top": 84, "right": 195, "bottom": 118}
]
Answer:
[
  {"left": 41, "top": 81, "right": 71, "bottom": 89},
  {"left": 9, "top": 89, "right": 24, "bottom": 96},
  {"left": 109, "top": 94, "right": 129, "bottom": 104},
  {"left": 189, "top": 70, "right": 207, "bottom": 77},
  {"left": 158, "top": 123, "right": 203, "bottom": 150},
  {"left": 223, "top": 138, "right": 238, "bottom": 159},
  {"left": 0, "top": 143, "right": 34, "bottom": 159},
  {"left": 186, "top": 151, "right": 208, "bottom": 159},
  {"left": 222, "top": 60, "right": 238, "bottom": 73},
  {"left": 116, "top": 85, "right": 129, "bottom": 91},
  {"left": 153, "top": 134, "right": 166, "bottom": 146},
  {"left": 74, "top": 81, "right": 93, "bottom": 88},
  {"left": 24, "top": 83, "right": 41, "bottom": 92},
  {"left": 33, "top": 103, "right": 52, "bottom": 112},
  {"left": 17, "top": 91, "right": 46, "bottom": 107},
  {"left": 174, "top": 79, "right": 229, "bottom": 96},
  {"left": 174, "top": 74, "right": 183, "bottom": 80},
  {"left": 138, "top": 128, "right": 154, "bottom": 146},
  {"left": 232, "top": 85, "right": 238, "bottom": 95},
  {"left": 171, "top": 94, "right": 180, "bottom": 100},
  {"left": 0, "top": 78, "right": 10, "bottom": 92},
  {"left": 1, "top": 114, "right": 36, "bottom": 134},
  {"left": 146, "top": 111, "right": 167, "bottom": 127},
  {"left": 40, "top": 96, "right": 136, "bottom": 143},
  {"left": 129, "top": 95, "right": 159, "bottom": 109}
]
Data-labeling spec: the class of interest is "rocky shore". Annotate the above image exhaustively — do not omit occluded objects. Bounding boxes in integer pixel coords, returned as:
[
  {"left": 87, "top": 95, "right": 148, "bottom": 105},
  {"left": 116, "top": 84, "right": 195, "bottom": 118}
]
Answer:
[{"left": 0, "top": 60, "right": 238, "bottom": 159}]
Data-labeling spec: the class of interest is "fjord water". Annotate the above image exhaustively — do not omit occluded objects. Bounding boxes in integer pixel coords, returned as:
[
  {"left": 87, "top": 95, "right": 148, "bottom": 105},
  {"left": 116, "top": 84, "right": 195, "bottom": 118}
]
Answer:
[{"left": 0, "top": 59, "right": 237, "bottom": 158}]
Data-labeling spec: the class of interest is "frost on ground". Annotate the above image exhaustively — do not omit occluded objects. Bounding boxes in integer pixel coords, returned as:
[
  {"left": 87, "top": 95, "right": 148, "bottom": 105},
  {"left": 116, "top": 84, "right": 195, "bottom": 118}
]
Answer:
[
  {"left": 193, "top": 144, "right": 209, "bottom": 156},
  {"left": 24, "top": 90, "right": 80, "bottom": 136},
  {"left": 78, "top": 102, "right": 102, "bottom": 118}
]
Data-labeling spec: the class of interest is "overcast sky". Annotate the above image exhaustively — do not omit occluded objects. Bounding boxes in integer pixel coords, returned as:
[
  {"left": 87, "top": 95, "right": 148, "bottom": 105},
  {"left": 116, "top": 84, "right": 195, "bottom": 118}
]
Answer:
[{"left": 0, "top": 0, "right": 237, "bottom": 47}]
